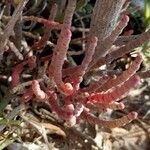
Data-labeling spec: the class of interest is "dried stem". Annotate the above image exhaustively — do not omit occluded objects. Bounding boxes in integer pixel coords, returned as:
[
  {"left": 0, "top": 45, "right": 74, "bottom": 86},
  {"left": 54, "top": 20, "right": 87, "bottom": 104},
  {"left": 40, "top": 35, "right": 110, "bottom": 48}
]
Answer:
[{"left": 0, "top": 0, "right": 29, "bottom": 54}]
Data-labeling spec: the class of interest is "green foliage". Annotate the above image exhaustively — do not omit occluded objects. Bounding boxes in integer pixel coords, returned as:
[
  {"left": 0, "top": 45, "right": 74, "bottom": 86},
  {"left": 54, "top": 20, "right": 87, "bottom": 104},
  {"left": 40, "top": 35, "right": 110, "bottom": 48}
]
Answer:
[
  {"left": 0, "top": 138, "right": 15, "bottom": 150},
  {"left": 144, "top": 0, "right": 150, "bottom": 28},
  {"left": 76, "top": 0, "right": 89, "bottom": 11}
]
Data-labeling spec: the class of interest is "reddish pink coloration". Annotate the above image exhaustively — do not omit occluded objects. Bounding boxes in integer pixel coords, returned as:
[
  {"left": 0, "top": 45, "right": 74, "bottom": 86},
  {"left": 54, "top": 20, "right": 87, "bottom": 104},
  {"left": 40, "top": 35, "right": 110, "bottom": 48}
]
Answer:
[
  {"left": 21, "top": 87, "right": 33, "bottom": 102},
  {"left": 121, "top": 15, "right": 129, "bottom": 23},
  {"left": 26, "top": 16, "right": 63, "bottom": 30},
  {"left": 32, "top": 80, "right": 47, "bottom": 100},
  {"left": 64, "top": 104, "right": 76, "bottom": 126},
  {"left": 48, "top": 92, "right": 73, "bottom": 119},
  {"left": 72, "top": 77, "right": 82, "bottom": 91},
  {"left": 67, "top": 36, "right": 98, "bottom": 85},
  {"left": 27, "top": 56, "right": 37, "bottom": 69},
  {"left": 52, "top": 29, "right": 71, "bottom": 61},
  {"left": 11, "top": 56, "right": 37, "bottom": 89},
  {"left": 40, "top": 55, "right": 52, "bottom": 62},
  {"left": 47, "top": 92, "right": 76, "bottom": 126},
  {"left": 11, "top": 63, "right": 24, "bottom": 88},
  {"left": 97, "top": 55, "right": 142, "bottom": 92},
  {"left": 86, "top": 102, "right": 125, "bottom": 113},
  {"left": 10, "top": 0, "right": 146, "bottom": 128},
  {"left": 123, "top": 30, "right": 134, "bottom": 36},
  {"left": 62, "top": 83, "right": 74, "bottom": 95},
  {"left": 62, "top": 66, "right": 78, "bottom": 77},
  {"left": 15, "top": 19, "right": 141, "bottom": 128},
  {"left": 74, "top": 103, "right": 84, "bottom": 117},
  {"left": 118, "top": 102, "right": 125, "bottom": 110},
  {"left": 129, "top": 111, "right": 138, "bottom": 120},
  {"left": 88, "top": 75, "right": 140, "bottom": 104},
  {"left": 65, "top": 104, "right": 75, "bottom": 112},
  {"left": 31, "top": 3, "right": 58, "bottom": 51},
  {"left": 81, "top": 110, "right": 137, "bottom": 128},
  {"left": 31, "top": 37, "right": 47, "bottom": 51},
  {"left": 49, "top": 29, "right": 72, "bottom": 95},
  {"left": 80, "top": 75, "right": 110, "bottom": 93},
  {"left": 97, "top": 102, "right": 125, "bottom": 111}
]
